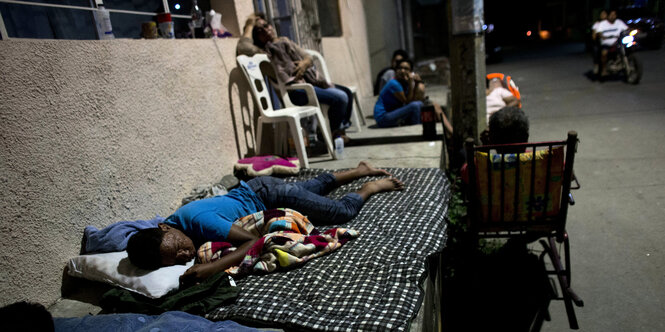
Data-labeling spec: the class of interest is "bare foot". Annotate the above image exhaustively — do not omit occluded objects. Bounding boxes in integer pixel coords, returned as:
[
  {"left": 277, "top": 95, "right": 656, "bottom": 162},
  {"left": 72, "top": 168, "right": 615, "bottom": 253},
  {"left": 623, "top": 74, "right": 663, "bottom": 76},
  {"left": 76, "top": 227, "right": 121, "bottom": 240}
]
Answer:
[
  {"left": 361, "top": 178, "right": 404, "bottom": 194},
  {"left": 332, "top": 161, "right": 393, "bottom": 186},
  {"left": 356, "top": 161, "right": 391, "bottom": 177}
]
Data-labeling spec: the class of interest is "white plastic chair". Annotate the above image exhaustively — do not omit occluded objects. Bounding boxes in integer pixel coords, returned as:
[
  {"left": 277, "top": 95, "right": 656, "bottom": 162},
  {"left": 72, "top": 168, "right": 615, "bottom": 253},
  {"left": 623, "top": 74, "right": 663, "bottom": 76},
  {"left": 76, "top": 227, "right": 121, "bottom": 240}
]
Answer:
[
  {"left": 305, "top": 49, "right": 366, "bottom": 132},
  {"left": 236, "top": 54, "right": 336, "bottom": 168}
]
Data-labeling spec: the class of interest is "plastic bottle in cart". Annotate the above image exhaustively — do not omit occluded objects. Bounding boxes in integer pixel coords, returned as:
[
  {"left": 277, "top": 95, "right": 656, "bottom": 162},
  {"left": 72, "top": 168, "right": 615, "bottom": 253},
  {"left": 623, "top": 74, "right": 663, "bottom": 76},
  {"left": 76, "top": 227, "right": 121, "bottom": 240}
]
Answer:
[
  {"left": 334, "top": 136, "right": 344, "bottom": 159},
  {"left": 95, "top": 4, "right": 115, "bottom": 39}
]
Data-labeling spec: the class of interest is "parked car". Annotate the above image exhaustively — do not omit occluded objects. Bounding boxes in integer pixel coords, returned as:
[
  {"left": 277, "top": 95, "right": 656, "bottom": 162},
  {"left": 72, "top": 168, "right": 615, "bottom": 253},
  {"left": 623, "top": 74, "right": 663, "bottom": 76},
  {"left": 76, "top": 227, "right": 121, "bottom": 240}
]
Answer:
[{"left": 619, "top": 6, "right": 664, "bottom": 49}]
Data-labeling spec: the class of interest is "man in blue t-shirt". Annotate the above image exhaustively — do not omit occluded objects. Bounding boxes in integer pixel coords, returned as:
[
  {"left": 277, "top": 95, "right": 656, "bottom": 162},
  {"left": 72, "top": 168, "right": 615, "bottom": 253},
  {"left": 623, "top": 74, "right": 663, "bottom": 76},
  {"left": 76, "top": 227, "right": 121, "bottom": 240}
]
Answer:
[{"left": 127, "top": 161, "right": 403, "bottom": 285}]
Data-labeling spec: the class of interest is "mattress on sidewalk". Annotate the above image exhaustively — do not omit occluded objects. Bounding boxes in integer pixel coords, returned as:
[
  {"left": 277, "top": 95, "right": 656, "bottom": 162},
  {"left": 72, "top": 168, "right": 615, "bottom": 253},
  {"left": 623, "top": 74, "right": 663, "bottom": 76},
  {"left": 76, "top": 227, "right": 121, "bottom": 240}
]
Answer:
[{"left": 207, "top": 167, "right": 450, "bottom": 331}]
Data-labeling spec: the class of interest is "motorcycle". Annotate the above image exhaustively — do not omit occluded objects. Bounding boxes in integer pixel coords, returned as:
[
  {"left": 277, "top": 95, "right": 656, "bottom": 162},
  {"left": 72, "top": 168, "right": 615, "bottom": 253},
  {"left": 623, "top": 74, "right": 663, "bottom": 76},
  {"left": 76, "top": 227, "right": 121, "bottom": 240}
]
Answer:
[{"left": 602, "top": 29, "right": 643, "bottom": 84}]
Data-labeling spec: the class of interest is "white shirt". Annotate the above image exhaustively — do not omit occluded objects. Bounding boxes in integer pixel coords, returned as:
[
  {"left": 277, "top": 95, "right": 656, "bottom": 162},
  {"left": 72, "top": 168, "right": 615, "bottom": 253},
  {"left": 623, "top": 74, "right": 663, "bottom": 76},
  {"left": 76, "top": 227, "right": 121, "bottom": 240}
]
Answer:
[
  {"left": 486, "top": 87, "right": 514, "bottom": 124},
  {"left": 597, "top": 19, "right": 629, "bottom": 46},
  {"left": 592, "top": 20, "right": 605, "bottom": 34}
]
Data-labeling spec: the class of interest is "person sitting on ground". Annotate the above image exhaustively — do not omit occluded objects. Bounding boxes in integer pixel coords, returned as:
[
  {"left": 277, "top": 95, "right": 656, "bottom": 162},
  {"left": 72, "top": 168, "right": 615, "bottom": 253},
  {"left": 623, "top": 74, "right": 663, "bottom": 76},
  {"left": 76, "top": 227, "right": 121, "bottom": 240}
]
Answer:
[
  {"left": 485, "top": 77, "right": 520, "bottom": 125},
  {"left": 373, "top": 59, "right": 453, "bottom": 135},
  {"left": 373, "top": 49, "right": 409, "bottom": 96},
  {"left": 237, "top": 13, "right": 353, "bottom": 141},
  {"left": 597, "top": 9, "right": 628, "bottom": 78},
  {"left": 373, "top": 59, "right": 422, "bottom": 128},
  {"left": 127, "top": 161, "right": 403, "bottom": 285},
  {"left": 374, "top": 50, "right": 437, "bottom": 110}
]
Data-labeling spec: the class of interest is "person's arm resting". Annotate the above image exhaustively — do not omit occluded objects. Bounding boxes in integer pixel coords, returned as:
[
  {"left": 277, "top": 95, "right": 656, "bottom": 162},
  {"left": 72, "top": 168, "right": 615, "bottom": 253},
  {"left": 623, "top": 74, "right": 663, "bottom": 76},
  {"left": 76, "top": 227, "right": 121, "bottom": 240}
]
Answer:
[
  {"left": 179, "top": 238, "right": 256, "bottom": 286},
  {"left": 390, "top": 80, "right": 413, "bottom": 104},
  {"left": 504, "top": 95, "right": 519, "bottom": 107},
  {"left": 291, "top": 40, "right": 314, "bottom": 79},
  {"left": 501, "top": 88, "right": 519, "bottom": 107},
  {"left": 236, "top": 14, "right": 263, "bottom": 56},
  {"left": 179, "top": 216, "right": 258, "bottom": 286}
]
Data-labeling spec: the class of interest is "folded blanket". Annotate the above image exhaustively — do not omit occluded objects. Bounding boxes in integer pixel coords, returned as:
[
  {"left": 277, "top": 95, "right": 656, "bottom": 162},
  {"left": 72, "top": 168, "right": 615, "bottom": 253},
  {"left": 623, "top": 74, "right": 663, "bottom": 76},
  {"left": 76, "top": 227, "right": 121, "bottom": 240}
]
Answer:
[
  {"left": 198, "top": 208, "right": 358, "bottom": 275},
  {"left": 83, "top": 216, "right": 164, "bottom": 253}
]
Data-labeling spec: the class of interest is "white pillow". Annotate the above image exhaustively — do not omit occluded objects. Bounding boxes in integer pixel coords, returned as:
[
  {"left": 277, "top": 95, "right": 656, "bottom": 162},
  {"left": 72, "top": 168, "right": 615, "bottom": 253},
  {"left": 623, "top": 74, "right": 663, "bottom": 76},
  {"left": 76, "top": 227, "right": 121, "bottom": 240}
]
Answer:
[{"left": 67, "top": 251, "right": 194, "bottom": 299}]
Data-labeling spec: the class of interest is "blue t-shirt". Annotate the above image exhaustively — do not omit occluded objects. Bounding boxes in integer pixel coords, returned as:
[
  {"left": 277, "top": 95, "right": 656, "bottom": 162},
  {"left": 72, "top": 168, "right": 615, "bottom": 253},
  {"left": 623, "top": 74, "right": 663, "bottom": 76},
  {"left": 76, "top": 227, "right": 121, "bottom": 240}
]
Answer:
[
  {"left": 164, "top": 181, "right": 266, "bottom": 246},
  {"left": 373, "top": 79, "right": 406, "bottom": 122}
]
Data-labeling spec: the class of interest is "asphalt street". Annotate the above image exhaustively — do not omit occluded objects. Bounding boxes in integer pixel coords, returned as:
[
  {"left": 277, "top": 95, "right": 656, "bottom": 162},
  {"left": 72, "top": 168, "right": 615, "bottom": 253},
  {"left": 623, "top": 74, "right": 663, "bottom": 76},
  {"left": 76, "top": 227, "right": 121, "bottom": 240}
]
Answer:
[{"left": 488, "top": 42, "right": 665, "bottom": 332}]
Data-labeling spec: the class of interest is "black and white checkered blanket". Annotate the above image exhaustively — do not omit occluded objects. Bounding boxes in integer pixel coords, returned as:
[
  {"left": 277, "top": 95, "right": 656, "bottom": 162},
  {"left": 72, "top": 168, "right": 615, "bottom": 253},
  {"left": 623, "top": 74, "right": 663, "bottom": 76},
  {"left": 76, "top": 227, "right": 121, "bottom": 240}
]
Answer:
[{"left": 208, "top": 168, "right": 449, "bottom": 331}]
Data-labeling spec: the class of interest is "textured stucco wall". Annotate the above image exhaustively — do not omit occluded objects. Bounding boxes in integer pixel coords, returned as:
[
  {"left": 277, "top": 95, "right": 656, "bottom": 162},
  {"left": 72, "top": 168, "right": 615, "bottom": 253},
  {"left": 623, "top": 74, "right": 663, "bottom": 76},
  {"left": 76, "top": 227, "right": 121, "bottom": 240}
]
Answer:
[
  {"left": 321, "top": 0, "right": 372, "bottom": 98},
  {"left": 0, "top": 37, "right": 258, "bottom": 306},
  {"left": 0, "top": 0, "right": 373, "bottom": 308},
  {"left": 363, "top": 0, "right": 402, "bottom": 80}
]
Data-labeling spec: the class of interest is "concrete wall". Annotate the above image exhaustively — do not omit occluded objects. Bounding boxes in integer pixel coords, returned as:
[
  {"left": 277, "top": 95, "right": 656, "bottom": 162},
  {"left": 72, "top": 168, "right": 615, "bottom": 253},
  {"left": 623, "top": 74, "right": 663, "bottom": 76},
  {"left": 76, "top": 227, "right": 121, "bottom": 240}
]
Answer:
[
  {"left": 0, "top": 0, "right": 375, "bottom": 308},
  {"left": 363, "top": 0, "right": 402, "bottom": 82},
  {"left": 320, "top": 0, "right": 373, "bottom": 105},
  {"left": 0, "top": 37, "right": 260, "bottom": 306}
]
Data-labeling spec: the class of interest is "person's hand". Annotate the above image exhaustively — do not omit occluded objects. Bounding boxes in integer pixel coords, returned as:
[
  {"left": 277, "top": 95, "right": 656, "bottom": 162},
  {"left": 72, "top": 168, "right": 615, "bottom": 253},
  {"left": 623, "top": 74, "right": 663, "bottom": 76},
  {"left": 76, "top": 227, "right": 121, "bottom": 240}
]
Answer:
[
  {"left": 179, "top": 263, "right": 217, "bottom": 287},
  {"left": 411, "top": 72, "right": 422, "bottom": 82},
  {"left": 293, "top": 59, "right": 310, "bottom": 79},
  {"left": 244, "top": 13, "right": 258, "bottom": 28},
  {"left": 407, "top": 73, "right": 417, "bottom": 88}
]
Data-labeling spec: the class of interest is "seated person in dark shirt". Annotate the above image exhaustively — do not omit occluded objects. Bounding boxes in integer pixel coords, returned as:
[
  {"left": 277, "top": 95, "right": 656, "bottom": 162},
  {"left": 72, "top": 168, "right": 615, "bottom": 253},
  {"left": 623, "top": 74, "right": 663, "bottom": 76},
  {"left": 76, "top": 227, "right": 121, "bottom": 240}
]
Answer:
[
  {"left": 127, "top": 161, "right": 403, "bottom": 285},
  {"left": 462, "top": 106, "right": 529, "bottom": 182},
  {"left": 481, "top": 106, "right": 529, "bottom": 151},
  {"left": 0, "top": 301, "right": 54, "bottom": 332}
]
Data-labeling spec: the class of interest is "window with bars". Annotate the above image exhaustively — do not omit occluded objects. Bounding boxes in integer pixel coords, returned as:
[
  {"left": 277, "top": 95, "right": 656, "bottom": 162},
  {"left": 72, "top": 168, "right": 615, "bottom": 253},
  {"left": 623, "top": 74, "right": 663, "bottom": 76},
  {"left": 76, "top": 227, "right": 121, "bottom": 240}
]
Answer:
[
  {"left": 252, "top": 0, "right": 342, "bottom": 43},
  {"left": 254, "top": 0, "right": 297, "bottom": 42},
  {"left": 0, "top": 0, "right": 208, "bottom": 39}
]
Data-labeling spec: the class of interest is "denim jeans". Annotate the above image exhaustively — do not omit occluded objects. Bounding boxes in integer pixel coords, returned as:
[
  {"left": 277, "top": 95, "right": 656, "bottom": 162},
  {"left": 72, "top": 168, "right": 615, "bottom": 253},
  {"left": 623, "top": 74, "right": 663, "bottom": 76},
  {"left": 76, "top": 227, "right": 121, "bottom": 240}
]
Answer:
[
  {"left": 247, "top": 174, "right": 363, "bottom": 225},
  {"left": 376, "top": 100, "right": 423, "bottom": 128},
  {"left": 288, "top": 84, "right": 353, "bottom": 132}
]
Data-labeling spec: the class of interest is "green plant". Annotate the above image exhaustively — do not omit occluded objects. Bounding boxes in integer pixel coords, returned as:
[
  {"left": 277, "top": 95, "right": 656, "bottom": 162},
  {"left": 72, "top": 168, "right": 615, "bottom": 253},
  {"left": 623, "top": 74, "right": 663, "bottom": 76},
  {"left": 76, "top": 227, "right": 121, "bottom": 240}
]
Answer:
[{"left": 443, "top": 173, "right": 504, "bottom": 278}]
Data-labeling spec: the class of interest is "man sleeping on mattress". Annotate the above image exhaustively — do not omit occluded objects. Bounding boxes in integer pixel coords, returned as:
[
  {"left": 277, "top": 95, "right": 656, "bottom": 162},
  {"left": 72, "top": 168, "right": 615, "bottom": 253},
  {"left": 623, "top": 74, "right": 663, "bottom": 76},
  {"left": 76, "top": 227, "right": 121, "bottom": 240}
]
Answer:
[{"left": 127, "top": 161, "right": 403, "bottom": 286}]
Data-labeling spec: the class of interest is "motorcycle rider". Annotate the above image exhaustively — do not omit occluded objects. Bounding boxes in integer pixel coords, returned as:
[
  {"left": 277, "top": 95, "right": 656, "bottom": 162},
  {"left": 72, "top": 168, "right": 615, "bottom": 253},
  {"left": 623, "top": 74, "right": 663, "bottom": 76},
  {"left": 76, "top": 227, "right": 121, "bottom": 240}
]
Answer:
[
  {"left": 591, "top": 10, "right": 608, "bottom": 77},
  {"left": 596, "top": 10, "right": 628, "bottom": 79}
]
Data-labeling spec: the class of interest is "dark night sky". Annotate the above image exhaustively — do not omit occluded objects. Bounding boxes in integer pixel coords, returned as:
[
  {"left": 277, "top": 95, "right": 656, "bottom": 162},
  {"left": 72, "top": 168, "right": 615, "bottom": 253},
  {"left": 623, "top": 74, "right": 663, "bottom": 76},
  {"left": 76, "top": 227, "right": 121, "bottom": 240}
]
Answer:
[
  {"left": 484, "top": 0, "right": 664, "bottom": 45},
  {"left": 409, "top": 0, "right": 663, "bottom": 59}
]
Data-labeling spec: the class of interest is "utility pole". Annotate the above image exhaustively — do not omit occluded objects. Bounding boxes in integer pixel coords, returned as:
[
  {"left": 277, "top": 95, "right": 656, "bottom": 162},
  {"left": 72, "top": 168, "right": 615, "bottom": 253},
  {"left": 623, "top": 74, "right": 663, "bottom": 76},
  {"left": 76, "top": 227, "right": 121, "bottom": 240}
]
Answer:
[{"left": 447, "top": 0, "right": 486, "bottom": 170}]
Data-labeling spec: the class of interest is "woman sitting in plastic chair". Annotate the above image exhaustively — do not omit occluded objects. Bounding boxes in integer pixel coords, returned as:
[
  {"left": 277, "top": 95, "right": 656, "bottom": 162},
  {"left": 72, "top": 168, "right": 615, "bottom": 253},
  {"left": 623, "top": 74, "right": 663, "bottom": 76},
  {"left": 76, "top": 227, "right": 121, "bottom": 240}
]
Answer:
[{"left": 237, "top": 13, "right": 353, "bottom": 143}]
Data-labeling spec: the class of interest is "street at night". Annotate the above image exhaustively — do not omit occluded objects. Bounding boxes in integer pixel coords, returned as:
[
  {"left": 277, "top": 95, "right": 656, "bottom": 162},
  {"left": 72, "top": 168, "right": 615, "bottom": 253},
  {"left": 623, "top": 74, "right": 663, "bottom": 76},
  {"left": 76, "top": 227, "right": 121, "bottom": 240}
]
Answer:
[
  {"left": 2, "top": 1, "right": 664, "bottom": 330},
  {"left": 487, "top": 42, "right": 665, "bottom": 331}
]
